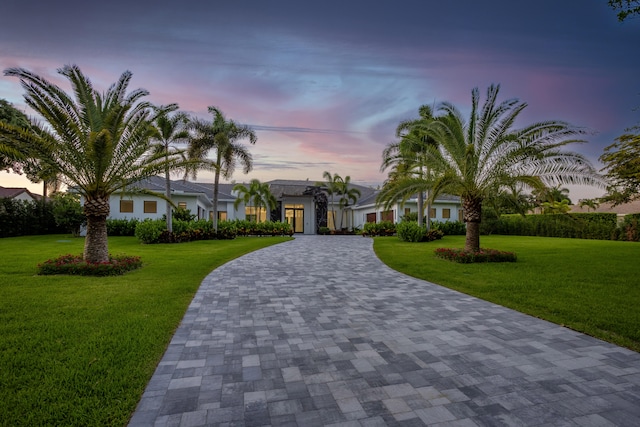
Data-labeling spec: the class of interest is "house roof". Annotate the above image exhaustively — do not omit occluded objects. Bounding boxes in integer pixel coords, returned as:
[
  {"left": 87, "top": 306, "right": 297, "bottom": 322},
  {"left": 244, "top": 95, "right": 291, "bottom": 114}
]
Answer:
[
  {"left": 0, "top": 186, "right": 40, "bottom": 200},
  {"left": 570, "top": 199, "right": 640, "bottom": 215}
]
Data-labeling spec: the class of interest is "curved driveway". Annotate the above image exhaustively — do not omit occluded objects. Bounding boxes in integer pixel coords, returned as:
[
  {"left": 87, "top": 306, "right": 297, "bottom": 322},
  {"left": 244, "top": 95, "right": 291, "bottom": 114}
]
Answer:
[{"left": 130, "top": 236, "right": 640, "bottom": 426}]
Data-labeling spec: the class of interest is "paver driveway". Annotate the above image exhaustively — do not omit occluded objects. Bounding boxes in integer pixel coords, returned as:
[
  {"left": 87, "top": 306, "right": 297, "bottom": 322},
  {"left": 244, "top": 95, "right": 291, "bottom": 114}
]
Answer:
[{"left": 129, "top": 235, "right": 640, "bottom": 427}]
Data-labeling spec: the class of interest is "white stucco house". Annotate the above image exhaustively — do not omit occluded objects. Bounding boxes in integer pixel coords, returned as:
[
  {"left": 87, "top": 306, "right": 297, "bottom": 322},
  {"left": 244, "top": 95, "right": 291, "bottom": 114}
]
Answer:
[{"left": 105, "top": 176, "right": 463, "bottom": 234}]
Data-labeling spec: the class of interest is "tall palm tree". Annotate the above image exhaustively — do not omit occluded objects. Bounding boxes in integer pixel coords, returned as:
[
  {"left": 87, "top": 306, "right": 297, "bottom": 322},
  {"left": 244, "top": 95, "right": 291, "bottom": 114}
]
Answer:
[
  {"left": 379, "top": 105, "right": 438, "bottom": 228},
  {"left": 150, "top": 105, "right": 190, "bottom": 232},
  {"left": 187, "top": 107, "right": 256, "bottom": 230},
  {"left": 337, "top": 175, "right": 361, "bottom": 230},
  {"left": 233, "top": 179, "right": 276, "bottom": 222},
  {"left": 419, "top": 84, "right": 602, "bottom": 252},
  {"left": 318, "top": 171, "right": 343, "bottom": 230},
  {"left": 0, "top": 65, "right": 180, "bottom": 262}
]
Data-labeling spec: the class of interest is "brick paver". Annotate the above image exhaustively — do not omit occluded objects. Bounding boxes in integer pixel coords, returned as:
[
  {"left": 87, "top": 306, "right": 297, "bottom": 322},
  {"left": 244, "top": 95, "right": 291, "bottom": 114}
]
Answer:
[{"left": 129, "top": 236, "right": 640, "bottom": 426}]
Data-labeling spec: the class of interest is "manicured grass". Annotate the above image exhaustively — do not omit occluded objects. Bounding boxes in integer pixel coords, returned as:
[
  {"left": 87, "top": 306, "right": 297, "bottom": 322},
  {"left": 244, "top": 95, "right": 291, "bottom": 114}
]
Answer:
[
  {"left": 0, "top": 235, "right": 290, "bottom": 427},
  {"left": 374, "top": 235, "right": 640, "bottom": 352}
]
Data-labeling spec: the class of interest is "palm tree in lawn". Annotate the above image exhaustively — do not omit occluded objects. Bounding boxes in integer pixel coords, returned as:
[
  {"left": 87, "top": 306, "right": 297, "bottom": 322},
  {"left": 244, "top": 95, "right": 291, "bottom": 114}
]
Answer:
[
  {"left": 419, "top": 84, "right": 602, "bottom": 252},
  {"left": 233, "top": 179, "right": 276, "bottom": 222},
  {"left": 318, "top": 171, "right": 343, "bottom": 230},
  {"left": 337, "top": 175, "right": 361, "bottom": 230},
  {"left": 187, "top": 106, "right": 256, "bottom": 230},
  {"left": 0, "top": 65, "right": 179, "bottom": 262},
  {"left": 150, "top": 104, "right": 190, "bottom": 232},
  {"left": 379, "top": 105, "right": 438, "bottom": 228}
]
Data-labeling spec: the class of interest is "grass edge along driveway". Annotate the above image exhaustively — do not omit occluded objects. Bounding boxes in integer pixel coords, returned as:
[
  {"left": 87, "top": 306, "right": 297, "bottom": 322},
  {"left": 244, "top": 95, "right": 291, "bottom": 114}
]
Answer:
[
  {"left": 0, "top": 235, "right": 291, "bottom": 427},
  {"left": 374, "top": 235, "right": 640, "bottom": 354}
]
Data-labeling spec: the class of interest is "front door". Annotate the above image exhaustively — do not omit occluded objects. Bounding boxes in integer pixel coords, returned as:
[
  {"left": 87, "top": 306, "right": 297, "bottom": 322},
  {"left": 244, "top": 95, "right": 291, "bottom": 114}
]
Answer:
[{"left": 285, "top": 207, "right": 304, "bottom": 233}]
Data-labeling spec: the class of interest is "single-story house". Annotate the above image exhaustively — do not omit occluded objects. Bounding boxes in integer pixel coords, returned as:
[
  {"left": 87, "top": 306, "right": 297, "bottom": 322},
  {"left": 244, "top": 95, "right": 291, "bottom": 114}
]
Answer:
[
  {"left": 105, "top": 177, "right": 462, "bottom": 234},
  {"left": 0, "top": 186, "right": 41, "bottom": 202}
]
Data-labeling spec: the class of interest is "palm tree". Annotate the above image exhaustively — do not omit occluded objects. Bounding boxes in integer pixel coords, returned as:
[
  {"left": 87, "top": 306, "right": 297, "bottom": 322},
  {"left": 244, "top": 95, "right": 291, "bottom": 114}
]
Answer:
[
  {"left": 187, "top": 107, "right": 256, "bottom": 230},
  {"left": 579, "top": 198, "right": 600, "bottom": 212},
  {"left": 0, "top": 65, "right": 179, "bottom": 262},
  {"left": 233, "top": 179, "right": 276, "bottom": 222},
  {"left": 150, "top": 105, "right": 190, "bottom": 232},
  {"left": 337, "top": 175, "right": 361, "bottom": 230},
  {"left": 318, "top": 171, "right": 343, "bottom": 230},
  {"left": 379, "top": 105, "right": 438, "bottom": 228},
  {"left": 418, "top": 84, "right": 602, "bottom": 252}
]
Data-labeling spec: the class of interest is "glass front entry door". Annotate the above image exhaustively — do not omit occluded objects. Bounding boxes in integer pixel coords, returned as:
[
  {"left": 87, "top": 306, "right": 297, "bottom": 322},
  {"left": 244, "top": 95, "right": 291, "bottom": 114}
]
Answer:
[{"left": 285, "top": 207, "right": 304, "bottom": 233}]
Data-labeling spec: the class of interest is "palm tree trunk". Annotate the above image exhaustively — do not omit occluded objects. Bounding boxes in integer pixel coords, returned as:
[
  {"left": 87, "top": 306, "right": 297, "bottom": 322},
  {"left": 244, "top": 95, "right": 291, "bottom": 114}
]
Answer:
[
  {"left": 417, "top": 191, "right": 424, "bottom": 227},
  {"left": 165, "top": 166, "right": 172, "bottom": 233},
  {"left": 212, "top": 169, "right": 220, "bottom": 231},
  {"left": 463, "top": 195, "right": 482, "bottom": 252},
  {"left": 83, "top": 196, "right": 110, "bottom": 263}
]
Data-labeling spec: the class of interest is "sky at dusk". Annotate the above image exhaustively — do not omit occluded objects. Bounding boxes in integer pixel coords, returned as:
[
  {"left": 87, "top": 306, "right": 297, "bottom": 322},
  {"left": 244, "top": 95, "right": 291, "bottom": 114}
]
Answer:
[{"left": 1, "top": 0, "right": 639, "bottom": 200}]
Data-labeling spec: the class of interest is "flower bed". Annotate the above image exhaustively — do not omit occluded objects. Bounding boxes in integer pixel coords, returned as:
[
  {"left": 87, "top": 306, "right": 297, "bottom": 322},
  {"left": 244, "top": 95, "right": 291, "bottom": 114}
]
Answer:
[
  {"left": 434, "top": 247, "right": 517, "bottom": 263},
  {"left": 37, "top": 254, "right": 143, "bottom": 276}
]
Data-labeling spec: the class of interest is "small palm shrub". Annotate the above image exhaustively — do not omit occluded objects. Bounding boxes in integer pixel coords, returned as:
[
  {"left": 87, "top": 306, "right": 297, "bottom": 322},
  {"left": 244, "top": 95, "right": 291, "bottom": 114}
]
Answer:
[
  {"left": 37, "top": 254, "right": 142, "bottom": 276},
  {"left": 435, "top": 247, "right": 517, "bottom": 263}
]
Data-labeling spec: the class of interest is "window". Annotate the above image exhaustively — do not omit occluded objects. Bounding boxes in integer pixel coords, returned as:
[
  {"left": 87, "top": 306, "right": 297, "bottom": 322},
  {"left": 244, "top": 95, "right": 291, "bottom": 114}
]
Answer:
[
  {"left": 381, "top": 210, "right": 394, "bottom": 222},
  {"left": 429, "top": 208, "right": 436, "bottom": 218},
  {"left": 218, "top": 211, "right": 227, "bottom": 221},
  {"left": 120, "top": 200, "right": 133, "bottom": 213},
  {"left": 178, "top": 202, "right": 187, "bottom": 209},
  {"left": 443, "top": 208, "right": 451, "bottom": 219},
  {"left": 245, "top": 206, "right": 266, "bottom": 222},
  {"left": 366, "top": 213, "right": 376, "bottom": 223},
  {"left": 458, "top": 209, "right": 464, "bottom": 222},
  {"left": 144, "top": 201, "right": 157, "bottom": 213},
  {"left": 404, "top": 208, "right": 411, "bottom": 216}
]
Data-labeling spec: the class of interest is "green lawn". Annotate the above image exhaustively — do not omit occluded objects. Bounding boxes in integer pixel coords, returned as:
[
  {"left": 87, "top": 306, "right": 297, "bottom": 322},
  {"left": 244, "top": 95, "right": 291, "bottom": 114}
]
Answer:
[
  {"left": 0, "top": 235, "right": 290, "bottom": 427},
  {"left": 374, "top": 235, "right": 640, "bottom": 352}
]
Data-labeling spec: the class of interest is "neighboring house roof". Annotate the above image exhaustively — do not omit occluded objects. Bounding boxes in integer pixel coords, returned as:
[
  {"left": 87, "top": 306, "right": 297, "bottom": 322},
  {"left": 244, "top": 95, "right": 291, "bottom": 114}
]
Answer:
[
  {"left": 0, "top": 186, "right": 40, "bottom": 201},
  {"left": 570, "top": 199, "right": 640, "bottom": 215}
]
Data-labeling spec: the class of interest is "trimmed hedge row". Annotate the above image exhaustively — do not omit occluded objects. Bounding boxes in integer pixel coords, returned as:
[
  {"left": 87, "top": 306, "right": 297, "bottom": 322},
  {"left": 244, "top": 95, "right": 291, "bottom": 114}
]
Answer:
[
  {"left": 132, "top": 218, "right": 292, "bottom": 244},
  {"left": 481, "top": 212, "right": 639, "bottom": 241},
  {"left": 0, "top": 198, "right": 62, "bottom": 237}
]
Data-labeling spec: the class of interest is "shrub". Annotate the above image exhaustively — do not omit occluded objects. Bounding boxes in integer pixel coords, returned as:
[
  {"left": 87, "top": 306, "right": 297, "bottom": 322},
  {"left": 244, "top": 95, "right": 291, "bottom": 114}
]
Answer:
[
  {"left": 481, "top": 213, "right": 620, "bottom": 240},
  {"left": 51, "top": 193, "right": 85, "bottom": 237},
  {"left": 0, "top": 198, "right": 61, "bottom": 237},
  {"left": 216, "top": 220, "right": 238, "bottom": 240},
  {"left": 434, "top": 247, "right": 517, "bottom": 263},
  {"left": 37, "top": 254, "right": 142, "bottom": 276},
  {"left": 172, "top": 207, "right": 196, "bottom": 222},
  {"left": 363, "top": 221, "right": 396, "bottom": 236},
  {"left": 397, "top": 222, "right": 445, "bottom": 242},
  {"left": 432, "top": 220, "right": 466, "bottom": 235},
  {"left": 319, "top": 226, "right": 330, "bottom": 235},
  {"left": 106, "top": 218, "right": 140, "bottom": 236},
  {"left": 397, "top": 222, "right": 425, "bottom": 242},
  {"left": 134, "top": 219, "right": 166, "bottom": 244}
]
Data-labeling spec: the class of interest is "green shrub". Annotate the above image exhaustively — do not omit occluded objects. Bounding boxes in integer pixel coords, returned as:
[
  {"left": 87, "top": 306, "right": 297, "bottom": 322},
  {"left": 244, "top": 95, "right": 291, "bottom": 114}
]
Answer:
[
  {"left": 134, "top": 219, "right": 166, "bottom": 244},
  {"left": 37, "top": 253, "right": 142, "bottom": 276},
  {"left": 397, "top": 221, "right": 426, "bottom": 242},
  {"left": 216, "top": 220, "right": 238, "bottom": 240},
  {"left": 319, "top": 226, "right": 330, "bottom": 235},
  {"left": 51, "top": 193, "right": 85, "bottom": 237},
  {"left": 432, "top": 220, "right": 466, "bottom": 235},
  {"left": 107, "top": 218, "right": 140, "bottom": 236},
  {"left": 0, "top": 198, "right": 61, "bottom": 237},
  {"left": 363, "top": 221, "right": 396, "bottom": 236}
]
